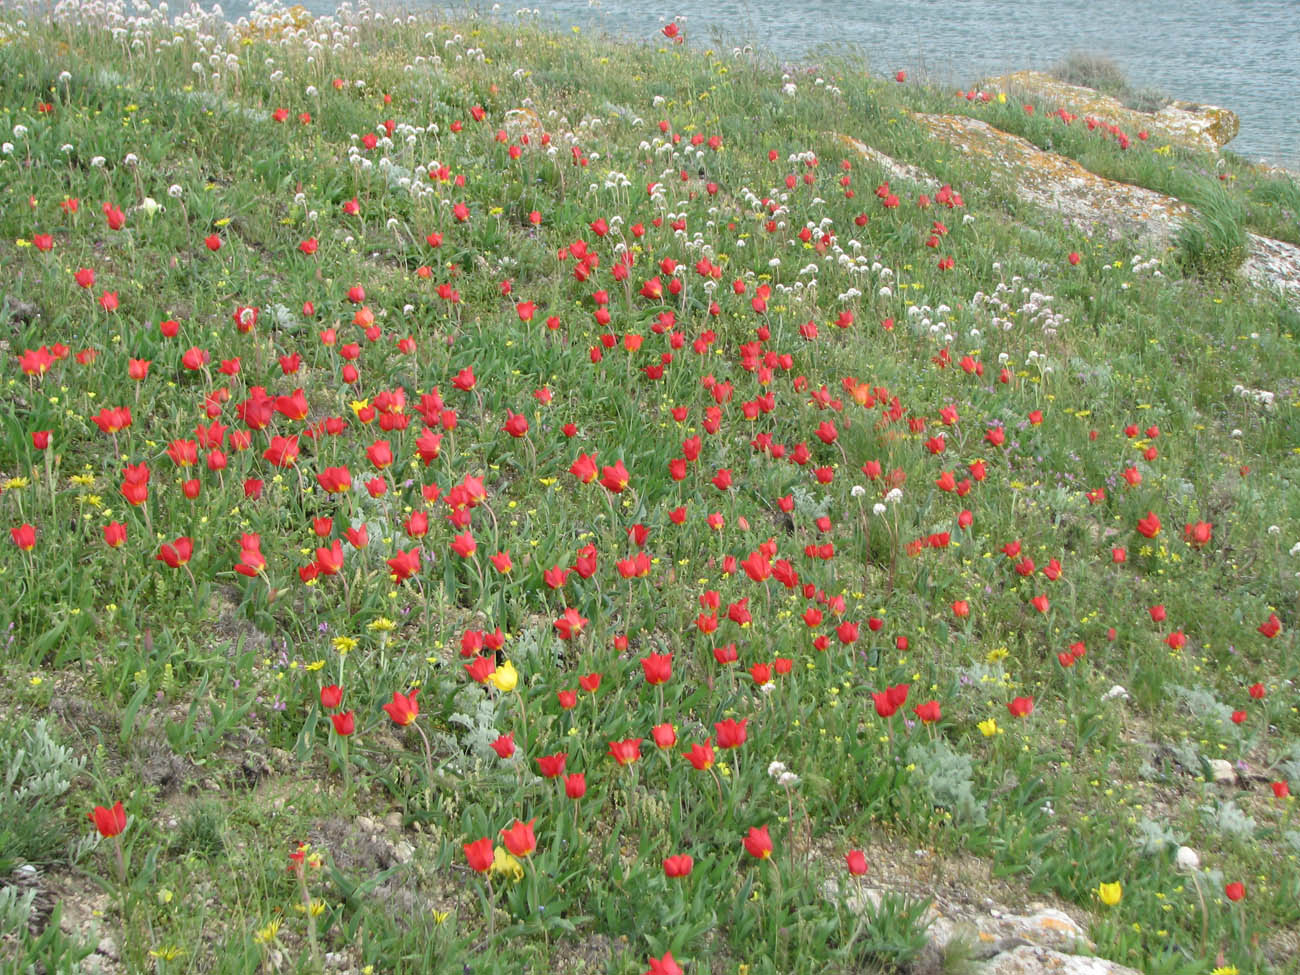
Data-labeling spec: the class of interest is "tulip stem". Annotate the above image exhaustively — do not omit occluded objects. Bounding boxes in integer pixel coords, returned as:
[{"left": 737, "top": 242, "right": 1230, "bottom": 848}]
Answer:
[
  {"left": 412, "top": 720, "right": 436, "bottom": 794},
  {"left": 1190, "top": 871, "right": 1209, "bottom": 956}
]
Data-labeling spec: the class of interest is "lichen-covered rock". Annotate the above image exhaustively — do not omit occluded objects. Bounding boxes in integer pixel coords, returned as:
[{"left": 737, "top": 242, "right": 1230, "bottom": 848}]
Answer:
[
  {"left": 929, "top": 907, "right": 1090, "bottom": 955},
  {"left": 982, "top": 70, "right": 1239, "bottom": 151},
  {"left": 909, "top": 112, "right": 1190, "bottom": 245},
  {"left": 902, "top": 112, "right": 1300, "bottom": 306},
  {"left": 975, "top": 945, "right": 1143, "bottom": 975}
]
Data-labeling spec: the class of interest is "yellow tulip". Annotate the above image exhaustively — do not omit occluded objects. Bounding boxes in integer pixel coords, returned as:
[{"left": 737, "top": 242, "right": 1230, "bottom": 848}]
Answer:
[
  {"left": 490, "top": 660, "right": 519, "bottom": 693},
  {"left": 977, "top": 718, "right": 1002, "bottom": 737},
  {"left": 1096, "top": 882, "right": 1123, "bottom": 907},
  {"left": 490, "top": 846, "right": 524, "bottom": 882}
]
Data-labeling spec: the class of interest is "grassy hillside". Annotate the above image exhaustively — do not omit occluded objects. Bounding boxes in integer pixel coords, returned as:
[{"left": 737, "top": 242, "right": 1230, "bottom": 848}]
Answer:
[{"left": 1, "top": 4, "right": 1298, "bottom": 973}]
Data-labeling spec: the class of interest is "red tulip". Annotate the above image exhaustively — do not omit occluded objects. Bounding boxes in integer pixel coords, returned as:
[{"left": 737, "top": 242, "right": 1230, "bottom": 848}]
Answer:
[
  {"left": 490, "top": 733, "right": 515, "bottom": 758},
  {"left": 537, "top": 753, "right": 568, "bottom": 778},
  {"left": 743, "top": 825, "right": 773, "bottom": 860},
  {"left": 156, "top": 536, "right": 193, "bottom": 569},
  {"left": 640, "top": 653, "right": 672, "bottom": 686},
  {"left": 1136, "top": 511, "right": 1161, "bottom": 538},
  {"left": 386, "top": 548, "right": 421, "bottom": 583},
  {"left": 714, "top": 718, "right": 748, "bottom": 749},
  {"left": 600, "top": 460, "right": 631, "bottom": 494},
  {"left": 320, "top": 685, "right": 343, "bottom": 709},
  {"left": 845, "top": 850, "right": 868, "bottom": 875},
  {"left": 651, "top": 723, "right": 677, "bottom": 749},
  {"left": 1007, "top": 696, "right": 1035, "bottom": 718},
  {"left": 382, "top": 689, "right": 419, "bottom": 726},
  {"left": 1224, "top": 882, "right": 1245, "bottom": 902},
  {"left": 1183, "top": 521, "right": 1212, "bottom": 549},
  {"left": 663, "top": 854, "right": 693, "bottom": 878},
  {"left": 464, "top": 837, "right": 494, "bottom": 873},
  {"left": 500, "top": 819, "right": 536, "bottom": 857},
  {"left": 913, "top": 701, "right": 942, "bottom": 724},
  {"left": 683, "top": 739, "right": 715, "bottom": 770},
  {"left": 10, "top": 524, "right": 36, "bottom": 551},
  {"left": 608, "top": 738, "right": 643, "bottom": 766},
  {"left": 564, "top": 773, "right": 587, "bottom": 799},
  {"left": 89, "top": 801, "right": 127, "bottom": 838},
  {"left": 1272, "top": 781, "right": 1290, "bottom": 799},
  {"left": 330, "top": 711, "right": 355, "bottom": 736},
  {"left": 554, "top": 607, "right": 588, "bottom": 640}
]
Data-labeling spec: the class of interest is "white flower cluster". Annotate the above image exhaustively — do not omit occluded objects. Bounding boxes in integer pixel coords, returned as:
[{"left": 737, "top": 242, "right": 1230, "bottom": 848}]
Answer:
[
  {"left": 767, "top": 761, "right": 800, "bottom": 788},
  {"left": 1232, "top": 385, "right": 1276, "bottom": 410}
]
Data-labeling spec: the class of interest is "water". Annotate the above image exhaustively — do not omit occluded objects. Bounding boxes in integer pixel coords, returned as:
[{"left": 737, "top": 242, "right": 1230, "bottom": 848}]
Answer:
[{"left": 234, "top": 0, "right": 1300, "bottom": 167}]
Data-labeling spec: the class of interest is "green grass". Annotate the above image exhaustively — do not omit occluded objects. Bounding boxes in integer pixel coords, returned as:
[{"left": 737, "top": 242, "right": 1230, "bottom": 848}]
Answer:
[{"left": 0, "top": 5, "right": 1299, "bottom": 974}]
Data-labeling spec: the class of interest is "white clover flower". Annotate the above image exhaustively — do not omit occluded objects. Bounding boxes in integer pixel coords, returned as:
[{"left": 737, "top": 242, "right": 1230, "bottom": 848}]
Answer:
[
  {"left": 167, "top": 184, "right": 184, "bottom": 198},
  {"left": 1290, "top": 542, "right": 1300, "bottom": 557},
  {"left": 124, "top": 153, "right": 138, "bottom": 167},
  {"left": 777, "top": 771, "right": 801, "bottom": 788},
  {"left": 305, "top": 85, "right": 318, "bottom": 97},
  {"left": 767, "top": 760, "right": 787, "bottom": 778},
  {"left": 60, "top": 144, "right": 73, "bottom": 153},
  {"left": 884, "top": 488, "right": 903, "bottom": 504},
  {"left": 13, "top": 124, "right": 28, "bottom": 138},
  {"left": 872, "top": 503, "right": 887, "bottom": 516},
  {"left": 58, "top": 71, "right": 72, "bottom": 83},
  {"left": 0, "top": 142, "right": 12, "bottom": 156},
  {"left": 1268, "top": 525, "right": 1281, "bottom": 536},
  {"left": 90, "top": 155, "right": 106, "bottom": 167},
  {"left": 850, "top": 485, "right": 866, "bottom": 498},
  {"left": 1230, "top": 428, "right": 1243, "bottom": 438}
]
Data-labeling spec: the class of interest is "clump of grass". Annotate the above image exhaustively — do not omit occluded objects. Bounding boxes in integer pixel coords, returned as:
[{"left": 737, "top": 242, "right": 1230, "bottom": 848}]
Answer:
[
  {"left": 1175, "top": 189, "right": 1249, "bottom": 280},
  {"left": 1049, "top": 50, "right": 1170, "bottom": 112}
]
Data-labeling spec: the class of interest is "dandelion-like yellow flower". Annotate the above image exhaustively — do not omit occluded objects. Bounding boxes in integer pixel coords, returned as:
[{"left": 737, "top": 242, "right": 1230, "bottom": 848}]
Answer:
[
  {"left": 367, "top": 617, "right": 397, "bottom": 633},
  {"left": 332, "top": 636, "right": 358, "bottom": 655},
  {"left": 253, "top": 920, "right": 281, "bottom": 945}
]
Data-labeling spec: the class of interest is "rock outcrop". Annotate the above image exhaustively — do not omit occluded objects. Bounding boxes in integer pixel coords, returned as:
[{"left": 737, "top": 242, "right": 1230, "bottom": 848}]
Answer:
[
  {"left": 890, "top": 112, "right": 1300, "bottom": 305},
  {"left": 981, "top": 70, "right": 1240, "bottom": 152}
]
